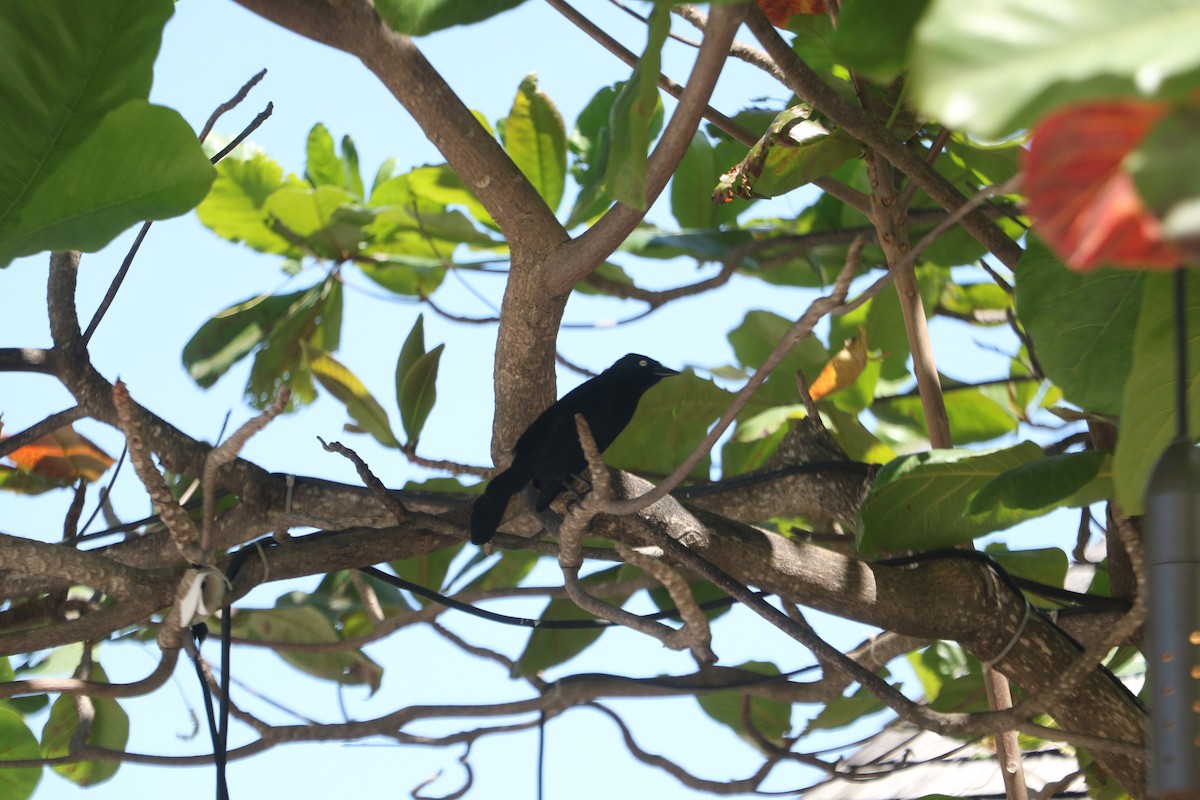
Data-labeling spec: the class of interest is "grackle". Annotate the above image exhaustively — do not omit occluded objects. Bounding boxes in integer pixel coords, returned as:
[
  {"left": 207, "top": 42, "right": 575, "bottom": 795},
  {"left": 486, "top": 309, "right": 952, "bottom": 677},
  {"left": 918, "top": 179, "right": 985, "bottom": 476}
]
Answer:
[{"left": 470, "top": 354, "right": 680, "bottom": 545}]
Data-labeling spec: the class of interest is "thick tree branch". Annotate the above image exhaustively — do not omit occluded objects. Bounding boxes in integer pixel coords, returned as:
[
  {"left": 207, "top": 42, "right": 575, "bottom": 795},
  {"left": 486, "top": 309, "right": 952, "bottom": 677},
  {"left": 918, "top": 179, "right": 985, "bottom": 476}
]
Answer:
[{"left": 542, "top": 2, "right": 748, "bottom": 293}]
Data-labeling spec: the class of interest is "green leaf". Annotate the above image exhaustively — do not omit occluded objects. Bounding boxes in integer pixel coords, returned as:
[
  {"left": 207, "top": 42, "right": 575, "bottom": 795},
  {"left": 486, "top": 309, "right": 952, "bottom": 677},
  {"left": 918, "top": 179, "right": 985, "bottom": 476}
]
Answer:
[
  {"left": 937, "top": 281, "right": 1012, "bottom": 321},
  {"left": 721, "top": 416, "right": 793, "bottom": 477},
  {"left": 604, "top": 371, "right": 731, "bottom": 478},
  {"left": 0, "top": 0, "right": 214, "bottom": 265},
  {"left": 604, "top": 4, "right": 670, "bottom": 209},
  {"left": 307, "top": 347, "right": 399, "bottom": 448},
  {"left": 358, "top": 258, "right": 447, "bottom": 297},
  {"left": 513, "top": 566, "right": 631, "bottom": 676},
  {"left": 969, "top": 450, "right": 1111, "bottom": 514},
  {"left": 230, "top": 606, "right": 383, "bottom": 691},
  {"left": 0, "top": 706, "right": 41, "bottom": 799},
  {"left": 873, "top": 385, "right": 1017, "bottom": 445},
  {"left": 395, "top": 314, "right": 426, "bottom": 398},
  {"left": 398, "top": 344, "right": 444, "bottom": 446},
  {"left": 341, "top": 135, "right": 364, "bottom": 199},
  {"left": 696, "top": 662, "right": 792, "bottom": 753},
  {"left": 390, "top": 542, "right": 461, "bottom": 604},
  {"left": 805, "top": 683, "right": 886, "bottom": 732},
  {"left": 196, "top": 148, "right": 307, "bottom": 256},
  {"left": 858, "top": 442, "right": 1047, "bottom": 554},
  {"left": 262, "top": 184, "right": 369, "bottom": 257},
  {"left": 727, "top": 310, "right": 830, "bottom": 405},
  {"left": 374, "top": 0, "right": 526, "bottom": 35},
  {"left": 0, "top": 100, "right": 214, "bottom": 266},
  {"left": 1114, "top": 271, "right": 1200, "bottom": 513},
  {"left": 1015, "top": 237, "right": 1145, "bottom": 414},
  {"left": 832, "top": 0, "right": 931, "bottom": 83},
  {"left": 1130, "top": 106, "right": 1200, "bottom": 243},
  {"left": 672, "top": 133, "right": 718, "bottom": 229},
  {"left": 566, "top": 82, "right": 665, "bottom": 228},
  {"left": 403, "top": 164, "right": 495, "bottom": 229},
  {"left": 305, "top": 123, "right": 346, "bottom": 190},
  {"left": 242, "top": 281, "right": 335, "bottom": 408},
  {"left": 41, "top": 665, "right": 129, "bottom": 786},
  {"left": 787, "top": 15, "right": 841, "bottom": 86},
  {"left": 183, "top": 289, "right": 313, "bottom": 388},
  {"left": 713, "top": 108, "right": 861, "bottom": 201},
  {"left": 911, "top": 643, "right": 989, "bottom": 713},
  {"left": 910, "top": 0, "right": 1200, "bottom": 138},
  {"left": 463, "top": 550, "right": 540, "bottom": 593},
  {"left": 985, "top": 543, "right": 1070, "bottom": 593},
  {"left": 502, "top": 74, "right": 567, "bottom": 213}
]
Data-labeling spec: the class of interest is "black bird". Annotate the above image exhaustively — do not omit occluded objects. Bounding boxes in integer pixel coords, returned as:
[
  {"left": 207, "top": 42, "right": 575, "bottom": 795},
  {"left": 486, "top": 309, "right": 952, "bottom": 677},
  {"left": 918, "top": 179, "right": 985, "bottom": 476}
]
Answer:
[{"left": 470, "top": 354, "right": 680, "bottom": 545}]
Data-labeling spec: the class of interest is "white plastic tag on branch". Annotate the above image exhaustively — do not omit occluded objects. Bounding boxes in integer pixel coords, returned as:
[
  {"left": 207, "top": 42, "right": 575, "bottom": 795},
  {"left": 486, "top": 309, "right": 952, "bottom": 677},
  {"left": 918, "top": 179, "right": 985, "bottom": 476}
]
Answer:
[{"left": 178, "top": 568, "right": 230, "bottom": 625}]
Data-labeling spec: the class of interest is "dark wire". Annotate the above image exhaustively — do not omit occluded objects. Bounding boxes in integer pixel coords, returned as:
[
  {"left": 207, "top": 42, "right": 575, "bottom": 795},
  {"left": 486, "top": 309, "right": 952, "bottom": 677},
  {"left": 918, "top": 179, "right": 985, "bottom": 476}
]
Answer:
[
  {"left": 537, "top": 712, "right": 546, "bottom": 800},
  {"left": 217, "top": 611, "right": 232, "bottom": 800},
  {"left": 1175, "top": 267, "right": 1189, "bottom": 442},
  {"left": 358, "top": 565, "right": 740, "bottom": 629}
]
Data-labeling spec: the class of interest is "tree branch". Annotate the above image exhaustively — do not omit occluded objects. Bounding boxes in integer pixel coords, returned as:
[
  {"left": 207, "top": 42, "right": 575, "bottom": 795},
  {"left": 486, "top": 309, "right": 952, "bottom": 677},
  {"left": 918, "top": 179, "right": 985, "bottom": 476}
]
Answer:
[{"left": 542, "top": 2, "right": 748, "bottom": 293}]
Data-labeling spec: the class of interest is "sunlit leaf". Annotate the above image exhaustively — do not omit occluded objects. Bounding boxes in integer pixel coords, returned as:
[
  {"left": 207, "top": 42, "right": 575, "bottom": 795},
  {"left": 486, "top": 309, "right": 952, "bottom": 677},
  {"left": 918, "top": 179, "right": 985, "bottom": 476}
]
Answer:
[
  {"left": 0, "top": 0, "right": 213, "bottom": 266},
  {"left": 873, "top": 385, "right": 1017, "bottom": 445},
  {"left": 375, "top": 0, "right": 527, "bottom": 35},
  {"left": 4, "top": 426, "right": 114, "bottom": 483},
  {"left": 910, "top": 0, "right": 1200, "bottom": 138},
  {"left": 858, "top": 442, "right": 1046, "bottom": 554},
  {"left": 183, "top": 288, "right": 313, "bottom": 388},
  {"left": 969, "top": 450, "right": 1111, "bottom": 514},
  {"left": 502, "top": 74, "right": 567, "bottom": 213},
  {"left": 307, "top": 346, "right": 399, "bottom": 448},
  {"left": 0, "top": 706, "right": 41, "bottom": 799},
  {"left": 809, "top": 329, "right": 868, "bottom": 402},
  {"left": 604, "top": 4, "right": 670, "bottom": 209},
  {"left": 713, "top": 108, "right": 860, "bottom": 202},
  {"left": 196, "top": 149, "right": 307, "bottom": 256}
]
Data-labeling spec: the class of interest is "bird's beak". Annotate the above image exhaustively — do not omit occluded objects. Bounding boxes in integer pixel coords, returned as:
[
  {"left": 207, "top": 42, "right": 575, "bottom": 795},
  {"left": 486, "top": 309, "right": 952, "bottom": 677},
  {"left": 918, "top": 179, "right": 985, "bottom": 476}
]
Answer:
[{"left": 654, "top": 364, "right": 681, "bottom": 378}]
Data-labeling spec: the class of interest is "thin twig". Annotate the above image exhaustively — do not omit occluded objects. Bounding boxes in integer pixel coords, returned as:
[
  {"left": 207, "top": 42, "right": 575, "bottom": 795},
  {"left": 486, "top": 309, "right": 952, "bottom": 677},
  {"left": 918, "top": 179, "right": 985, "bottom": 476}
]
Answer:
[
  {"left": 0, "top": 406, "right": 85, "bottom": 461},
  {"left": 201, "top": 386, "right": 291, "bottom": 555}
]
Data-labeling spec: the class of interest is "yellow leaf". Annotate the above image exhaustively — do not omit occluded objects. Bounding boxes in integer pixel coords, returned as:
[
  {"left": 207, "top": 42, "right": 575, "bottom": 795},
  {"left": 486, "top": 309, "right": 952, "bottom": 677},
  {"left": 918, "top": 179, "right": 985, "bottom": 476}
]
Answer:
[{"left": 809, "top": 330, "right": 868, "bottom": 403}]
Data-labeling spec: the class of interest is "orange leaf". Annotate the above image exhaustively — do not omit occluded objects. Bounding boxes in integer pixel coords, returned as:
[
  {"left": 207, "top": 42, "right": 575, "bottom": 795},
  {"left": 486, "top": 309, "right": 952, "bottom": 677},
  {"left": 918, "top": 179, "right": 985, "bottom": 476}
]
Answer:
[
  {"left": 809, "top": 331, "right": 868, "bottom": 402},
  {"left": 757, "top": 0, "right": 827, "bottom": 27},
  {"left": 4, "top": 426, "right": 115, "bottom": 483},
  {"left": 1022, "top": 99, "right": 1183, "bottom": 272}
]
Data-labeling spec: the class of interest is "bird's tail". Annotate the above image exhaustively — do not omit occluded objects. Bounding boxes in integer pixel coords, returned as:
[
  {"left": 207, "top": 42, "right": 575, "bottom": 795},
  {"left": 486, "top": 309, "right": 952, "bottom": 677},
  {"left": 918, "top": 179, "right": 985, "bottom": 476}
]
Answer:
[{"left": 470, "top": 466, "right": 528, "bottom": 545}]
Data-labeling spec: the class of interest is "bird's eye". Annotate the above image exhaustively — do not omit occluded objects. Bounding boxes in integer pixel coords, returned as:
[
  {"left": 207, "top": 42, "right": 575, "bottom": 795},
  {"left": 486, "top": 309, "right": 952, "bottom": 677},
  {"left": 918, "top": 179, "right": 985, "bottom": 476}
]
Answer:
[{"left": 639, "top": 359, "right": 648, "bottom": 366}]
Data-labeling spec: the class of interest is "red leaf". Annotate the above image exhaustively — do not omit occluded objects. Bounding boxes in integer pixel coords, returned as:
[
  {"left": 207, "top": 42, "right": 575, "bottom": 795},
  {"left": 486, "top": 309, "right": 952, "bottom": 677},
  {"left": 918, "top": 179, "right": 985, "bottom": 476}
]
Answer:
[
  {"left": 1022, "top": 100, "right": 1183, "bottom": 271},
  {"left": 757, "top": 0, "right": 827, "bottom": 27}
]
